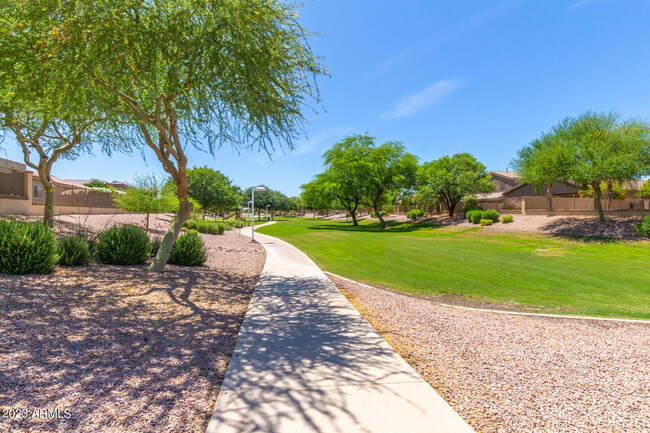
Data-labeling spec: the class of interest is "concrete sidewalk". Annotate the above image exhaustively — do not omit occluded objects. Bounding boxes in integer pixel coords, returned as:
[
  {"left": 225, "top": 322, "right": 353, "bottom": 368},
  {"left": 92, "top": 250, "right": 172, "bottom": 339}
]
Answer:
[{"left": 206, "top": 223, "right": 474, "bottom": 433}]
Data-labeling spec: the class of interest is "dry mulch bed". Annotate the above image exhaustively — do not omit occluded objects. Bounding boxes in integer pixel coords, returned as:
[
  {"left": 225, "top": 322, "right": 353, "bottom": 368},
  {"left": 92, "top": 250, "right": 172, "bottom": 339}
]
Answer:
[
  {"left": 330, "top": 274, "right": 650, "bottom": 433},
  {"left": 0, "top": 215, "right": 265, "bottom": 433}
]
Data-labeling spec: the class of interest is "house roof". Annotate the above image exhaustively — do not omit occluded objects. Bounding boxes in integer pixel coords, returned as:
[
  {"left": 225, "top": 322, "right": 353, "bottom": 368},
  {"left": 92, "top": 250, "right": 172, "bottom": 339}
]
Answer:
[
  {"left": 476, "top": 192, "right": 505, "bottom": 201},
  {"left": 490, "top": 170, "right": 519, "bottom": 180}
]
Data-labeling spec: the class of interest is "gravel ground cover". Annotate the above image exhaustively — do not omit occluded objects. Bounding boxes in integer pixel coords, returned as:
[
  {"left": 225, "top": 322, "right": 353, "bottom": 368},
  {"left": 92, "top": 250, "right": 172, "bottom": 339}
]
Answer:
[
  {"left": 329, "top": 274, "right": 650, "bottom": 433},
  {"left": 0, "top": 214, "right": 265, "bottom": 433}
]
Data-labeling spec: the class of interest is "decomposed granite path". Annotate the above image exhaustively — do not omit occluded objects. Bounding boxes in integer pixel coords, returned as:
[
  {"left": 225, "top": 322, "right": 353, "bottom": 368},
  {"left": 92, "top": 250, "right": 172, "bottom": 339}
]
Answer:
[{"left": 206, "top": 222, "right": 474, "bottom": 433}]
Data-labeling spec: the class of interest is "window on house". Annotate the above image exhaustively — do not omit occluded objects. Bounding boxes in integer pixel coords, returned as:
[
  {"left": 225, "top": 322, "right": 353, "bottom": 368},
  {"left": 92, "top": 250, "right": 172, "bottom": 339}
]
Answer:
[{"left": 33, "top": 184, "right": 43, "bottom": 199}]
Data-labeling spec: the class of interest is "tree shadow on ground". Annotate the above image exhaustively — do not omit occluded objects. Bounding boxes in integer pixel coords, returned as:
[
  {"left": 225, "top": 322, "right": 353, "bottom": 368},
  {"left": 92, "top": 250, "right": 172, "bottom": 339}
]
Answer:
[
  {"left": 541, "top": 216, "right": 644, "bottom": 243},
  {"left": 207, "top": 273, "right": 434, "bottom": 433},
  {"left": 304, "top": 220, "right": 444, "bottom": 233},
  {"left": 0, "top": 263, "right": 259, "bottom": 433}
]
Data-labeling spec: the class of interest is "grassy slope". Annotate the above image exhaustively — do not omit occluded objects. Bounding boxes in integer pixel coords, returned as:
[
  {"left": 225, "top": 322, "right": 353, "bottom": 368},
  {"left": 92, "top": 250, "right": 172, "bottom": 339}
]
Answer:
[{"left": 257, "top": 218, "right": 650, "bottom": 319}]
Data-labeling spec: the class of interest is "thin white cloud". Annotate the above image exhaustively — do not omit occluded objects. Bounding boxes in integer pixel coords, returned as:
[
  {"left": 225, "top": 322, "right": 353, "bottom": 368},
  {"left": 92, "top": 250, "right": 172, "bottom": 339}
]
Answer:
[
  {"left": 569, "top": 0, "right": 596, "bottom": 9},
  {"left": 379, "top": 79, "right": 461, "bottom": 121},
  {"left": 292, "top": 126, "right": 354, "bottom": 156}
]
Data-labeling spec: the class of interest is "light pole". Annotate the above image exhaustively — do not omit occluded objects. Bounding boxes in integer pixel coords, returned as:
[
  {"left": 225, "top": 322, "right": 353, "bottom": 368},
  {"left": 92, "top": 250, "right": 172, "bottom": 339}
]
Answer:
[
  {"left": 250, "top": 187, "right": 266, "bottom": 242},
  {"left": 266, "top": 204, "right": 270, "bottom": 221}
]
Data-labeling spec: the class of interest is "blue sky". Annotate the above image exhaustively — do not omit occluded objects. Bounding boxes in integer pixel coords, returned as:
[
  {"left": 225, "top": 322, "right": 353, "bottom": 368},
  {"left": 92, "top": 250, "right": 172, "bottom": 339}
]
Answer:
[{"left": 2, "top": 0, "right": 650, "bottom": 196}]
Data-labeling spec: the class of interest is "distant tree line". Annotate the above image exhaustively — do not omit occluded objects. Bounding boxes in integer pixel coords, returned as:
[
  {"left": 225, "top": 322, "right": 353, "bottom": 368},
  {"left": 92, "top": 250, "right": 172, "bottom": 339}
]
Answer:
[{"left": 303, "top": 111, "right": 650, "bottom": 227}]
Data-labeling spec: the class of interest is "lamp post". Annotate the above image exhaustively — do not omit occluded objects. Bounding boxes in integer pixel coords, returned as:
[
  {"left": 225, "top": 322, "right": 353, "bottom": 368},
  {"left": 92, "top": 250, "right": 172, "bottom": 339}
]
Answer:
[
  {"left": 251, "top": 187, "right": 266, "bottom": 242},
  {"left": 266, "top": 204, "right": 270, "bottom": 221}
]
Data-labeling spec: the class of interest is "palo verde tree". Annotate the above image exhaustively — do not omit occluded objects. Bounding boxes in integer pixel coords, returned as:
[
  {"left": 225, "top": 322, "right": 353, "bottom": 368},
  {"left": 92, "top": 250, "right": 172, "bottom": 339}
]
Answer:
[
  {"left": 0, "top": 1, "right": 105, "bottom": 227},
  {"left": 417, "top": 153, "right": 493, "bottom": 217},
  {"left": 113, "top": 174, "right": 178, "bottom": 230},
  {"left": 511, "top": 133, "right": 573, "bottom": 211},
  {"left": 552, "top": 111, "right": 650, "bottom": 221},
  {"left": 59, "top": 0, "right": 324, "bottom": 272}
]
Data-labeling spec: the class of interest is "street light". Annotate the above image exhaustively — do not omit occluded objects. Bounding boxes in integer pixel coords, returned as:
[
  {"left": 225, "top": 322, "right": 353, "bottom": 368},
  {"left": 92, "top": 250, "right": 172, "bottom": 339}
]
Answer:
[
  {"left": 250, "top": 187, "right": 266, "bottom": 242},
  {"left": 266, "top": 204, "right": 270, "bottom": 221}
]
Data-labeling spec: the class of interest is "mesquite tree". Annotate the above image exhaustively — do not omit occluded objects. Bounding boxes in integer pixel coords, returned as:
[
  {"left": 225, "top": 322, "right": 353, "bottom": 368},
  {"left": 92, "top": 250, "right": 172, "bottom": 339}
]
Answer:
[{"left": 60, "top": 0, "right": 323, "bottom": 271}]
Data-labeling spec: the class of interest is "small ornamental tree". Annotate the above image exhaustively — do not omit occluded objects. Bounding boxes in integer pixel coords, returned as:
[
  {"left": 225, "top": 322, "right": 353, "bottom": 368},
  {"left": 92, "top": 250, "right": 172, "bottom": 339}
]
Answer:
[
  {"left": 113, "top": 175, "right": 179, "bottom": 230},
  {"left": 417, "top": 153, "right": 493, "bottom": 217},
  {"left": 59, "top": 0, "right": 324, "bottom": 272}
]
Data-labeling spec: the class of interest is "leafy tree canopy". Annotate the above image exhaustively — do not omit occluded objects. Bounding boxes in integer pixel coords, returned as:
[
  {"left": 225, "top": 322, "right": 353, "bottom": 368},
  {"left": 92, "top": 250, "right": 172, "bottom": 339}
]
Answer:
[{"left": 417, "top": 153, "right": 493, "bottom": 217}]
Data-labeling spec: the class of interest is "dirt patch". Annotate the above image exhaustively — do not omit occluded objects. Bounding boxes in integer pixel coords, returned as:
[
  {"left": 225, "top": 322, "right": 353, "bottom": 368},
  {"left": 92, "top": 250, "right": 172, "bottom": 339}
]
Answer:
[
  {"left": 330, "top": 274, "right": 650, "bottom": 433},
  {"left": 0, "top": 214, "right": 266, "bottom": 433}
]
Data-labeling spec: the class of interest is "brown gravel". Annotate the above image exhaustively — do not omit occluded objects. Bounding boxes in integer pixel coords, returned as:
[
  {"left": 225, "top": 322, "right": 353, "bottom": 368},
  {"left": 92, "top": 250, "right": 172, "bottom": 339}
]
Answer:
[
  {"left": 329, "top": 274, "right": 650, "bottom": 433},
  {"left": 0, "top": 214, "right": 265, "bottom": 433}
]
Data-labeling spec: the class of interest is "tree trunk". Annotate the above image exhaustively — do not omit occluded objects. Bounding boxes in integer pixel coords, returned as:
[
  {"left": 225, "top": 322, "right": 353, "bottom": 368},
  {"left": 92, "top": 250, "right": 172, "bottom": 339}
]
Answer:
[
  {"left": 373, "top": 204, "right": 387, "bottom": 228},
  {"left": 605, "top": 180, "right": 613, "bottom": 210},
  {"left": 146, "top": 212, "right": 150, "bottom": 231},
  {"left": 38, "top": 169, "right": 55, "bottom": 228},
  {"left": 593, "top": 183, "right": 605, "bottom": 222},
  {"left": 547, "top": 184, "right": 554, "bottom": 211},
  {"left": 149, "top": 198, "right": 192, "bottom": 272}
]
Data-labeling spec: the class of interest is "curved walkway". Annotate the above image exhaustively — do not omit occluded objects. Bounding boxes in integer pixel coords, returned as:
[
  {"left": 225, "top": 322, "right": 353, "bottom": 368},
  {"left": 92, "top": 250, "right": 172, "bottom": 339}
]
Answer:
[{"left": 206, "top": 223, "right": 474, "bottom": 433}]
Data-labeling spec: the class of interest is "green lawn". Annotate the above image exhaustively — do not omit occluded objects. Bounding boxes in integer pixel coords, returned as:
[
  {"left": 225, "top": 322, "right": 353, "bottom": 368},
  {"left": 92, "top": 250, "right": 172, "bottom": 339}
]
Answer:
[{"left": 257, "top": 218, "right": 650, "bottom": 319}]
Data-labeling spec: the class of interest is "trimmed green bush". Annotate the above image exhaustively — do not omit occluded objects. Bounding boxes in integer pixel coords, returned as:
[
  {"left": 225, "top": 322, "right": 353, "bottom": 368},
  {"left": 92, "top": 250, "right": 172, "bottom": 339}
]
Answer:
[
  {"left": 468, "top": 210, "right": 484, "bottom": 224},
  {"left": 150, "top": 236, "right": 162, "bottom": 257},
  {"left": 502, "top": 216, "right": 514, "bottom": 224},
  {"left": 480, "top": 219, "right": 493, "bottom": 226},
  {"left": 184, "top": 219, "right": 225, "bottom": 235},
  {"left": 57, "top": 235, "right": 92, "bottom": 266},
  {"left": 0, "top": 219, "right": 56, "bottom": 274},
  {"left": 370, "top": 210, "right": 389, "bottom": 218},
  {"left": 168, "top": 232, "right": 208, "bottom": 266},
  {"left": 463, "top": 205, "right": 482, "bottom": 218},
  {"left": 483, "top": 209, "right": 500, "bottom": 223},
  {"left": 636, "top": 216, "right": 650, "bottom": 238},
  {"left": 406, "top": 209, "right": 426, "bottom": 221},
  {"left": 95, "top": 224, "right": 151, "bottom": 265}
]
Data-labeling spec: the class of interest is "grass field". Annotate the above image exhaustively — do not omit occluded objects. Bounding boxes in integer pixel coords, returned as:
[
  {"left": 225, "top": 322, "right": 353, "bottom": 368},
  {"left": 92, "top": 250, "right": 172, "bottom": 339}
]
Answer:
[{"left": 257, "top": 218, "right": 650, "bottom": 319}]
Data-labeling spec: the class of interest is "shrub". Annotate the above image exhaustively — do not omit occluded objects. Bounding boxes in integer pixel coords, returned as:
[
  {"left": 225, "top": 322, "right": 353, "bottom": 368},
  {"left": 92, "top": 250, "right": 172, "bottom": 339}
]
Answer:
[
  {"left": 95, "top": 224, "right": 151, "bottom": 265},
  {"left": 480, "top": 219, "right": 493, "bottom": 226},
  {"left": 0, "top": 219, "right": 56, "bottom": 274},
  {"left": 636, "top": 216, "right": 650, "bottom": 238},
  {"left": 468, "top": 210, "right": 484, "bottom": 224},
  {"left": 150, "top": 236, "right": 162, "bottom": 257},
  {"left": 370, "top": 210, "right": 389, "bottom": 218},
  {"left": 168, "top": 232, "right": 208, "bottom": 266},
  {"left": 57, "top": 235, "right": 92, "bottom": 266},
  {"left": 483, "top": 209, "right": 500, "bottom": 223},
  {"left": 407, "top": 209, "right": 426, "bottom": 221},
  {"left": 184, "top": 219, "right": 225, "bottom": 235},
  {"left": 463, "top": 205, "right": 482, "bottom": 218},
  {"left": 502, "top": 216, "right": 514, "bottom": 224}
]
